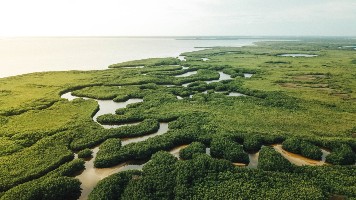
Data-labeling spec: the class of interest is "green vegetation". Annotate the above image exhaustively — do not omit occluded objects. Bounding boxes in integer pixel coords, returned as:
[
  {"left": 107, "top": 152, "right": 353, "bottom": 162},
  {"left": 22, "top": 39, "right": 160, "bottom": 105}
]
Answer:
[
  {"left": 70, "top": 119, "right": 159, "bottom": 150},
  {"left": 179, "top": 142, "right": 206, "bottom": 159},
  {"left": 326, "top": 144, "right": 356, "bottom": 165},
  {"left": 89, "top": 170, "right": 142, "bottom": 200},
  {"left": 0, "top": 39, "right": 355, "bottom": 199},
  {"left": 282, "top": 138, "right": 323, "bottom": 160},
  {"left": 90, "top": 151, "right": 356, "bottom": 200},
  {"left": 0, "top": 159, "right": 84, "bottom": 200},
  {"left": 108, "top": 57, "right": 180, "bottom": 68},
  {"left": 258, "top": 146, "right": 295, "bottom": 172},
  {"left": 77, "top": 148, "right": 93, "bottom": 158},
  {"left": 210, "top": 136, "right": 249, "bottom": 163}
]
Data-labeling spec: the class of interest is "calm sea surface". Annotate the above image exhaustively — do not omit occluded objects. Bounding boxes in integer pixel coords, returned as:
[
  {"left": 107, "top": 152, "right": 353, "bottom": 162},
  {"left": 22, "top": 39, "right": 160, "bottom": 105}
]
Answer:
[{"left": 0, "top": 37, "right": 272, "bottom": 78}]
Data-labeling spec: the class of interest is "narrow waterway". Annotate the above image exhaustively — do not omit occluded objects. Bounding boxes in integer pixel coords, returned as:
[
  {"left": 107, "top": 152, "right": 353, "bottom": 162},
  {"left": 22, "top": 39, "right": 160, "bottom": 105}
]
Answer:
[
  {"left": 272, "top": 144, "right": 330, "bottom": 166},
  {"left": 175, "top": 71, "right": 197, "bottom": 77},
  {"left": 61, "top": 92, "right": 143, "bottom": 129},
  {"left": 61, "top": 91, "right": 171, "bottom": 199},
  {"left": 76, "top": 122, "right": 169, "bottom": 200}
]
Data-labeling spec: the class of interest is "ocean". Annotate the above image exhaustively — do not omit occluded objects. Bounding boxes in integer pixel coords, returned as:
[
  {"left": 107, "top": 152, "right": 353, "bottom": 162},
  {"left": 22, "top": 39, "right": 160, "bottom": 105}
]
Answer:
[{"left": 0, "top": 36, "right": 273, "bottom": 78}]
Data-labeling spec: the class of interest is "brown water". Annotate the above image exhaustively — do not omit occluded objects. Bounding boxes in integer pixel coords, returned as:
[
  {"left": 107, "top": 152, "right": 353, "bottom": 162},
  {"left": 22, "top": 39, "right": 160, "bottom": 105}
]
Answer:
[
  {"left": 233, "top": 144, "right": 330, "bottom": 168},
  {"left": 76, "top": 122, "right": 170, "bottom": 200},
  {"left": 272, "top": 144, "right": 330, "bottom": 166},
  {"left": 61, "top": 91, "right": 171, "bottom": 199},
  {"left": 169, "top": 145, "right": 189, "bottom": 158},
  {"left": 121, "top": 123, "right": 169, "bottom": 146}
]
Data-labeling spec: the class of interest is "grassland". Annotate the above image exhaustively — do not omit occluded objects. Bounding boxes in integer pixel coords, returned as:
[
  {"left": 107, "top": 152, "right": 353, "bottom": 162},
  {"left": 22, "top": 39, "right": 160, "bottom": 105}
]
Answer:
[{"left": 0, "top": 39, "right": 355, "bottom": 199}]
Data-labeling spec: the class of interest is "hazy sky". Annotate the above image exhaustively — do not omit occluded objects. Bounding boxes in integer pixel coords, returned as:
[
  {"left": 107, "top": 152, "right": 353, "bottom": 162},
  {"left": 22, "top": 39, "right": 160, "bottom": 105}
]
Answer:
[{"left": 0, "top": 0, "right": 355, "bottom": 36}]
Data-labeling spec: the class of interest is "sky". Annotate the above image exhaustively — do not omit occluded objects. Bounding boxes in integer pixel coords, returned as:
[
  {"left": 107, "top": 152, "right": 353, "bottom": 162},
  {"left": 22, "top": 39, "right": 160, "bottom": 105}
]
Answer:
[{"left": 0, "top": 0, "right": 355, "bottom": 36}]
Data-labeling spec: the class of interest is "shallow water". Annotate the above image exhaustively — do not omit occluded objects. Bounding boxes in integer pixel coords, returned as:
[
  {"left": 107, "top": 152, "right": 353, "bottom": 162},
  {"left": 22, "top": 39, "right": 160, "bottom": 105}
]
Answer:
[
  {"left": 61, "top": 90, "right": 174, "bottom": 199},
  {"left": 175, "top": 71, "right": 197, "bottom": 77},
  {"left": 202, "top": 58, "right": 209, "bottom": 61},
  {"left": 273, "top": 144, "right": 330, "bottom": 166},
  {"left": 247, "top": 152, "right": 259, "bottom": 168},
  {"left": 182, "top": 83, "right": 190, "bottom": 87},
  {"left": 122, "top": 66, "right": 144, "bottom": 69},
  {"left": 278, "top": 54, "right": 318, "bottom": 57},
  {"left": 77, "top": 122, "right": 170, "bottom": 200},
  {"left": 343, "top": 46, "right": 356, "bottom": 49},
  {"left": 121, "top": 123, "right": 169, "bottom": 146},
  {"left": 205, "top": 72, "right": 232, "bottom": 84},
  {"left": 61, "top": 92, "right": 143, "bottom": 129},
  {"left": 169, "top": 145, "right": 189, "bottom": 158},
  {"left": 92, "top": 99, "right": 143, "bottom": 122},
  {"left": 0, "top": 37, "right": 270, "bottom": 78},
  {"left": 228, "top": 92, "right": 246, "bottom": 97},
  {"left": 178, "top": 56, "right": 186, "bottom": 61},
  {"left": 163, "top": 85, "right": 176, "bottom": 87},
  {"left": 244, "top": 73, "right": 253, "bottom": 78},
  {"left": 179, "top": 67, "right": 236, "bottom": 87}
]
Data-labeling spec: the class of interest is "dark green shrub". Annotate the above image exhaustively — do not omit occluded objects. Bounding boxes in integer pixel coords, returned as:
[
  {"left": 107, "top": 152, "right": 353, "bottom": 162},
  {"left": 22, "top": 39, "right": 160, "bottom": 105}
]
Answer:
[
  {"left": 300, "top": 142, "right": 323, "bottom": 160},
  {"left": 282, "top": 138, "right": 322, "bottom": 160},
  {"left": 326, "top": 144, "right": 356, "bottom": 165},
  {"left": 122, "top": 151, "right": 177, "bottom": 200},
  {"left": 282, "top": 138, "right": 300, "bottom": 153},
  {"left": 179, "top": 142, "right": 206, "bottom": 160},
  {"left": 77, "top": 148, "right": 92, "bottom": 158},
  {"left": 210, "top": 137, "right": 249, "bottom": 163},
  {"left": 262, "top": 134, "right": 285, "bottom": 145},
  {"left": 89, "top": 170, "right": 141, "bottom": 200},
  {"left": 0, "top": 177, "right": 81, "bottom": 200},
  {"left": 258, "top": 146, "right": 294, "bottom": 172},
  {"left": 243, "top": 135, "right": 263, "bottom": 152},
  {"left": 70, "top": 119, "right": 159, "bottom": 150}
]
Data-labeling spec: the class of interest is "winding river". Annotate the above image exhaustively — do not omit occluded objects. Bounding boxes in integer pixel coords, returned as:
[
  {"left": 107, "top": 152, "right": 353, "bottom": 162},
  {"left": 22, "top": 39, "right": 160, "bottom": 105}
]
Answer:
[
  {"left": 61, "top": 92, "right": 171, "bottom": 199},
  {"left": 61, "top": 76, "right": 329, "bottom": 199}
]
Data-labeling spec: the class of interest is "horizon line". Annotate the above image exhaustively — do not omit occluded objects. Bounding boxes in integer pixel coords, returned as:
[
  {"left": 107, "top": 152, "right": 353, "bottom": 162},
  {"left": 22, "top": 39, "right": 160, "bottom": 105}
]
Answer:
[{"left": 1, "top": 35, "right": 356, "bottom": 38}]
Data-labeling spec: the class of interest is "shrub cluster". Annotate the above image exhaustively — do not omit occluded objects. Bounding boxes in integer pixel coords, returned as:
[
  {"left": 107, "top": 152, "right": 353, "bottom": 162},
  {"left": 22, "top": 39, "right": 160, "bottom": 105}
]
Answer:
[
  {"left": 326, "top": 144, "right": 356, "bottom": 165},
  {"left": 210, "top": 137, "right": 249, "bottom": 164},
  {"left": 282, "top": 138, "right": 323, "bottom": 160},
  {"left": 70, "top": 119, "right": 159, "bottom": 150},
  {"left": 179, "top": 142, "right": 206, "bottom": 160},
  {"left": 0, "top": 159, "right": 84, "bottom": 200},
  {"left": 243, "top": 134, "right": 263, "bottom": 152},
  {"left": 77, "top": 148, "right": 93, "bottom": 159},
  {"left": 258, "top": 146, "right": 294, "bottom": 172}
]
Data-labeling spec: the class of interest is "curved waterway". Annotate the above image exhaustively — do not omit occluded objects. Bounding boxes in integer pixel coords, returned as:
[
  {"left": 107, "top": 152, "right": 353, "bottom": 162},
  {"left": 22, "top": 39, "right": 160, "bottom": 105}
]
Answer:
[
  {"left": 233, "top": 145, "right": 330, "bottom": 168},
  {"left": 205, "top": 72, "right": 232, "bottom": 84},
  {"left": 61, "top": 91, "right": 171, "bottom": 199},
  {"left": 61, "top": 92, "right": 143, "bottom": 129},
  {"left": 61, "top": 88, "right": 330, "bottom": 199},
  {"left": 182, "top": 71, "right": 233, "bottom": 88},
  {"left": 175, "top": 71, "right": 197, "bottom": 77},
  {"left": 272, "top": 144, "right": 330, "bottom": 166},
  {"left": 75, "top": 122, "right": 169, "bottom": 200}
]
